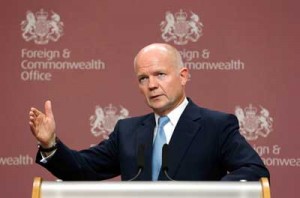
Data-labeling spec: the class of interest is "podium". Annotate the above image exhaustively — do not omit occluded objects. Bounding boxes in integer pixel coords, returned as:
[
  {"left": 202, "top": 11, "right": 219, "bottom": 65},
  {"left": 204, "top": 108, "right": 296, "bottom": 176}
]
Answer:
[{"left": 32, "top": 177, "right": 270, "bottom": 198}]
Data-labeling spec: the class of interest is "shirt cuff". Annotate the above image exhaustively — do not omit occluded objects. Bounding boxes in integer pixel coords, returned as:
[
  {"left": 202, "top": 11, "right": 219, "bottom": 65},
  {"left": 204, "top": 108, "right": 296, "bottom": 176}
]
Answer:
[{"left": 39, "top": 150, "right": 57, "bottom": 164}]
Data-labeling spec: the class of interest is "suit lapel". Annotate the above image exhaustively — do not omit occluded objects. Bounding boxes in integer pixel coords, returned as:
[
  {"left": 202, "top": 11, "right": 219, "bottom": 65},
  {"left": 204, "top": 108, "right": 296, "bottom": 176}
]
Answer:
[
  {"left": 162, "top": 101, "right": 203, "bottom": 180},
  {"left": 135, "top": 114, "right": 155, "bottom": 181}
]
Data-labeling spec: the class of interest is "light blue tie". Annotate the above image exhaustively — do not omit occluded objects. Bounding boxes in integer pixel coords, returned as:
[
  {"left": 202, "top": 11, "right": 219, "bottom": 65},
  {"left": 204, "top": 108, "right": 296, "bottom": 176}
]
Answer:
[{"left": 152, "top": 116, "right": 169, "bottom": 180}]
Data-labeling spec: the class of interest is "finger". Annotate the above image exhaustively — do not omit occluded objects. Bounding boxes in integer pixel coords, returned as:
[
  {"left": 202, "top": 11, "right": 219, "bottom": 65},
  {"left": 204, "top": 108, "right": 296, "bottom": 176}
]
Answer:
[
  {"left": 29, "top": 113, "right": 37, "bottom": 125},
  {"left": 31, "top": 108, "right": 43, "bottom": 117},
  {"left": 29, "top": 115, "right": 35, "bottom": 121},
  {"left": 29, "top": 109, "right": 36, "bottom": 124},
  {"left": 29, "top": 121, "right": 36, "bottom": 135},
  {"left": 29, "top": 116, "right": 37, "bottom": 125},
  {"left": 29, "top": 110, "right": 36, "bottom": 118},
  {"left": 45, "top": 100, "right": 54, "bottom": 119},
  {"left": 29, "top": 121, "right": 34, "bottom": 128},
  {"left": 29, "top": 108, "right": 38, "bottom": 119}
]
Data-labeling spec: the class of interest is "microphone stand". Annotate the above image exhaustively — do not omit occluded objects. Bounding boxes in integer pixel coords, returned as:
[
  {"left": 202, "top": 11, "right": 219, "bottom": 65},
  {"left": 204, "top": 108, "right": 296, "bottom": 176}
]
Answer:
[
  {"left": 128, "top": 144, "right": 145, "bottom": 181},
  {"left": 162, "top": 144, "right": 175, "bottom": 181}
]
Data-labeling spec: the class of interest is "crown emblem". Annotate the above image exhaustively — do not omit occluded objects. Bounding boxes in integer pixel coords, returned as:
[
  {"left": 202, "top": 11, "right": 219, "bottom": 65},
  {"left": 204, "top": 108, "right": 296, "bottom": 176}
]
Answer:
[
  {"left": 244, "top": 104, "right": 257, "bottom": 117},
  {"left": 160, "top": 9, "right": 203, "bottom": 45},
  {"left": 104, "top": 104, "right": 118, "bottom": 115},
  {"left": 175, "top": 10, "right": 188, "bottom": 22},
  {"left": 21, "top": 8, "right": 64, "bottom": 45},
  {"left": 90, "top": 104, "right": 129, "bottom": 139},
  {"left": 235, "top": 104, "right": 273, "bottom": 141},
  {"left": 35, "top": 9, "right": 48, "bottom": 20}
]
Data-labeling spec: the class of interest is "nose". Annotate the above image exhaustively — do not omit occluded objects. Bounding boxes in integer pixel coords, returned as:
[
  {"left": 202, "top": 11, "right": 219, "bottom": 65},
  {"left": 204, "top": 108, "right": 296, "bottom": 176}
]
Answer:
[{"left": 148, "top": 76, "right": 158, "bottom": 90}]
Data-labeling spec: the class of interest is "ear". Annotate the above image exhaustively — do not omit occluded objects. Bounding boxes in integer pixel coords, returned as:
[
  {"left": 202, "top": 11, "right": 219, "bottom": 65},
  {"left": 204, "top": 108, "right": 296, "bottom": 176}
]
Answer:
[{"left": 179, "top": 67, "right": 189, "bottom": 86}]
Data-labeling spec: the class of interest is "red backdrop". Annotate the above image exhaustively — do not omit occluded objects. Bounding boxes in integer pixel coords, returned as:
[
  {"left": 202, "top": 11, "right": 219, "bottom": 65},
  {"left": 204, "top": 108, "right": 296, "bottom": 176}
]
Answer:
[{"left": 0, "top": 0, "right": 299, "bottom": 197}]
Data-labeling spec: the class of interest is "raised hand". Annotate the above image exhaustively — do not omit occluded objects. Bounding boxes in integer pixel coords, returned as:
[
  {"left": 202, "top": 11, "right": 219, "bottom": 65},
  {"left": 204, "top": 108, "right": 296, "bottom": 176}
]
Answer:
[{"left": 29, "top": 100, "right": 56, "bottom": 148}]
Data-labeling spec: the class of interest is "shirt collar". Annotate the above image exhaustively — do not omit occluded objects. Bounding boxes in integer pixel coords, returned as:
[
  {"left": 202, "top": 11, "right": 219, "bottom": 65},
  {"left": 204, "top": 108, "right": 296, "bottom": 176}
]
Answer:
[{"left": 154, "top": 98, "right": 189, "bottom": 126}]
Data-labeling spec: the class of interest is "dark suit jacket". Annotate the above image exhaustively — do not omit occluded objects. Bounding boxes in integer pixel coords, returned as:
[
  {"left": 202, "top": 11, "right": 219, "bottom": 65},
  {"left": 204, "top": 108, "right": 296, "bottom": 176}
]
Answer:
[{"left": 37, "top": 99, "right": 270, "bottom": 181}]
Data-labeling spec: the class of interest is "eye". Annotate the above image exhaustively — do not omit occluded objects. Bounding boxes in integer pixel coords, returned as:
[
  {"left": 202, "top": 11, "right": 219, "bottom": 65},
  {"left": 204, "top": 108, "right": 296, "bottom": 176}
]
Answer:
[
  {"left": 157, "top": 73, "right": 166, "bottom": 79},
  {"left": 138, "top": 76, "right": 148, "bottom": 84}
]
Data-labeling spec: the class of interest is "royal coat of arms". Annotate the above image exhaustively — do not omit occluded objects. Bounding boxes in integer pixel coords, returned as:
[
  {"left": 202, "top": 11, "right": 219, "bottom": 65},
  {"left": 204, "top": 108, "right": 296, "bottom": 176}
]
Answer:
[
  {"left": 89, "top": 104, "right": 129, "bottom": 139},
  {"left": 21, "top": 9, "right": 64, "bottom": 45},
  {"left": 235, "top": 104, "right": 273, "bottom": 141},
  {"left": 160, "top": 9, "right": 203, "bottom": 45}
]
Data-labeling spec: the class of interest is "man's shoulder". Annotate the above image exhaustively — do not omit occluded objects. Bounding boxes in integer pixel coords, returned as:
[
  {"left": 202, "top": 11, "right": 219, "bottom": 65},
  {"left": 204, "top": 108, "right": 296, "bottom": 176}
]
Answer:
[
  {"left": 117, "top": 113, "right": 154, "bottom": 125},
  {"left": 187, "top": 99, "right": 237, "bottom": 122},
  {"left": 199, "top": 106, "right": 230, "bottom": 118}
]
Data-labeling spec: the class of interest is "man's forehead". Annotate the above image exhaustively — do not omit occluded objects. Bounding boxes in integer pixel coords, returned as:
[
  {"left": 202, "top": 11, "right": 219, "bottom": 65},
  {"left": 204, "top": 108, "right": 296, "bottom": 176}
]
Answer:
[
  {"left": 135, "top": 54, "right": 164, "bottom": 70},
  {"left": 137, "top": 62, "right": 163, "bottom": 71},
  {"left": 136, "top": 62, "right": 168, "bottom": 75}
]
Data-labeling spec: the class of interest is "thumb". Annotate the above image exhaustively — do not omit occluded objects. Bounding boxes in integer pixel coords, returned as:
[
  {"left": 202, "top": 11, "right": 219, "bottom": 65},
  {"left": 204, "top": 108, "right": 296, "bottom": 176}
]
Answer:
[{"left": 45, "top": 100, "right": 54, "bottom": 118}]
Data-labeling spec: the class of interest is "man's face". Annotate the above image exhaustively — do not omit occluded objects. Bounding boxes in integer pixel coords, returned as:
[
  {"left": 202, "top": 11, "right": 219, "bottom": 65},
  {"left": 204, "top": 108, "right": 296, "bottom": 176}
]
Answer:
[{"left": 135, "top": 48, "right": 188, "bottom": 115}]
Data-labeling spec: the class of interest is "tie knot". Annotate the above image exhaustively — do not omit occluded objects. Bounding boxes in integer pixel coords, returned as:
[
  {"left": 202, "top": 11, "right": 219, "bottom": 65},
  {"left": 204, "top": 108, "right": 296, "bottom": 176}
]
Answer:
[{"left": 158, "top": 116, "right": 169, "bottom": 128}]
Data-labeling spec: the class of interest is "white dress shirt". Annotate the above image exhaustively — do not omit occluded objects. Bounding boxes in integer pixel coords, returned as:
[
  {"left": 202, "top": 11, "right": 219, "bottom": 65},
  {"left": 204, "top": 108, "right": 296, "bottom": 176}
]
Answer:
[{"left": 153, "top": 98, "right": 189, "bottom": 143}]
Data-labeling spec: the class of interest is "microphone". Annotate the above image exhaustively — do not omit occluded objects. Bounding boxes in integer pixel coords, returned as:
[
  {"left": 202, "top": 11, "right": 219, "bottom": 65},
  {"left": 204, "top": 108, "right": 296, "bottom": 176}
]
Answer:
[
  {"left": 128, "top": 144, "right": 145, "bottom": 181},
  {"left": 162, "top": 144, "right": 175, "bottom": 181}
]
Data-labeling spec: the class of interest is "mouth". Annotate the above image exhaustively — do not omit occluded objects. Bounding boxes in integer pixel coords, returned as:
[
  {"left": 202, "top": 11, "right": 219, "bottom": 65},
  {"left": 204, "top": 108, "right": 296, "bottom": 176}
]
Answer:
[{"left": 149, "top": 94, "right": 162, "bottom": 100}]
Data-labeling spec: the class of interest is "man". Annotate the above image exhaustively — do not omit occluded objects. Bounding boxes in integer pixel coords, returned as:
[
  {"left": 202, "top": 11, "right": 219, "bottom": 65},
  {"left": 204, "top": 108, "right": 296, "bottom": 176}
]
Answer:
[{"left": 29, "top": 43, "right": 270, "bottom": 181}]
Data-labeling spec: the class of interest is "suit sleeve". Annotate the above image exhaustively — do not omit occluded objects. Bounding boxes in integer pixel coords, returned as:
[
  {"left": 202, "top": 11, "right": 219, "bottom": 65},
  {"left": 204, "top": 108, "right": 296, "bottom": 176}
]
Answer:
[
  {"left": 219, "top": 114, "right": 270, "bottom": 181},
  {"left": 36, "top": 122, "right": 121, "bottom": 181}
]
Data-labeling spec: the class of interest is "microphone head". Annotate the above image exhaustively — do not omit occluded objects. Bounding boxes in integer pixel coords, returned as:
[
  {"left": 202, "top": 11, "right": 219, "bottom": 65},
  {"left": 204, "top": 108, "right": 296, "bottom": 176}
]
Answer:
[
  {"left": 137, "top": 144, "right": 145, "bottom": 169},
  {"left": 162, "top": 144, "right": 168, "bottom": 171}
]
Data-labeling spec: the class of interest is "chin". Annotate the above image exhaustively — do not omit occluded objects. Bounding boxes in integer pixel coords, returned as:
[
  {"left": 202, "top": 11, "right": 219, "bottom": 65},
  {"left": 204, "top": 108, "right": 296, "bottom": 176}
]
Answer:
[
  {"left": 151, "top": 105, "right": 169, "bottom": 115},
  {"left": 148, "top": 104, "right": 163, "bottom": 112},
  {"left": 148, "top": 97, "right": 169, "bottom": 110}
]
